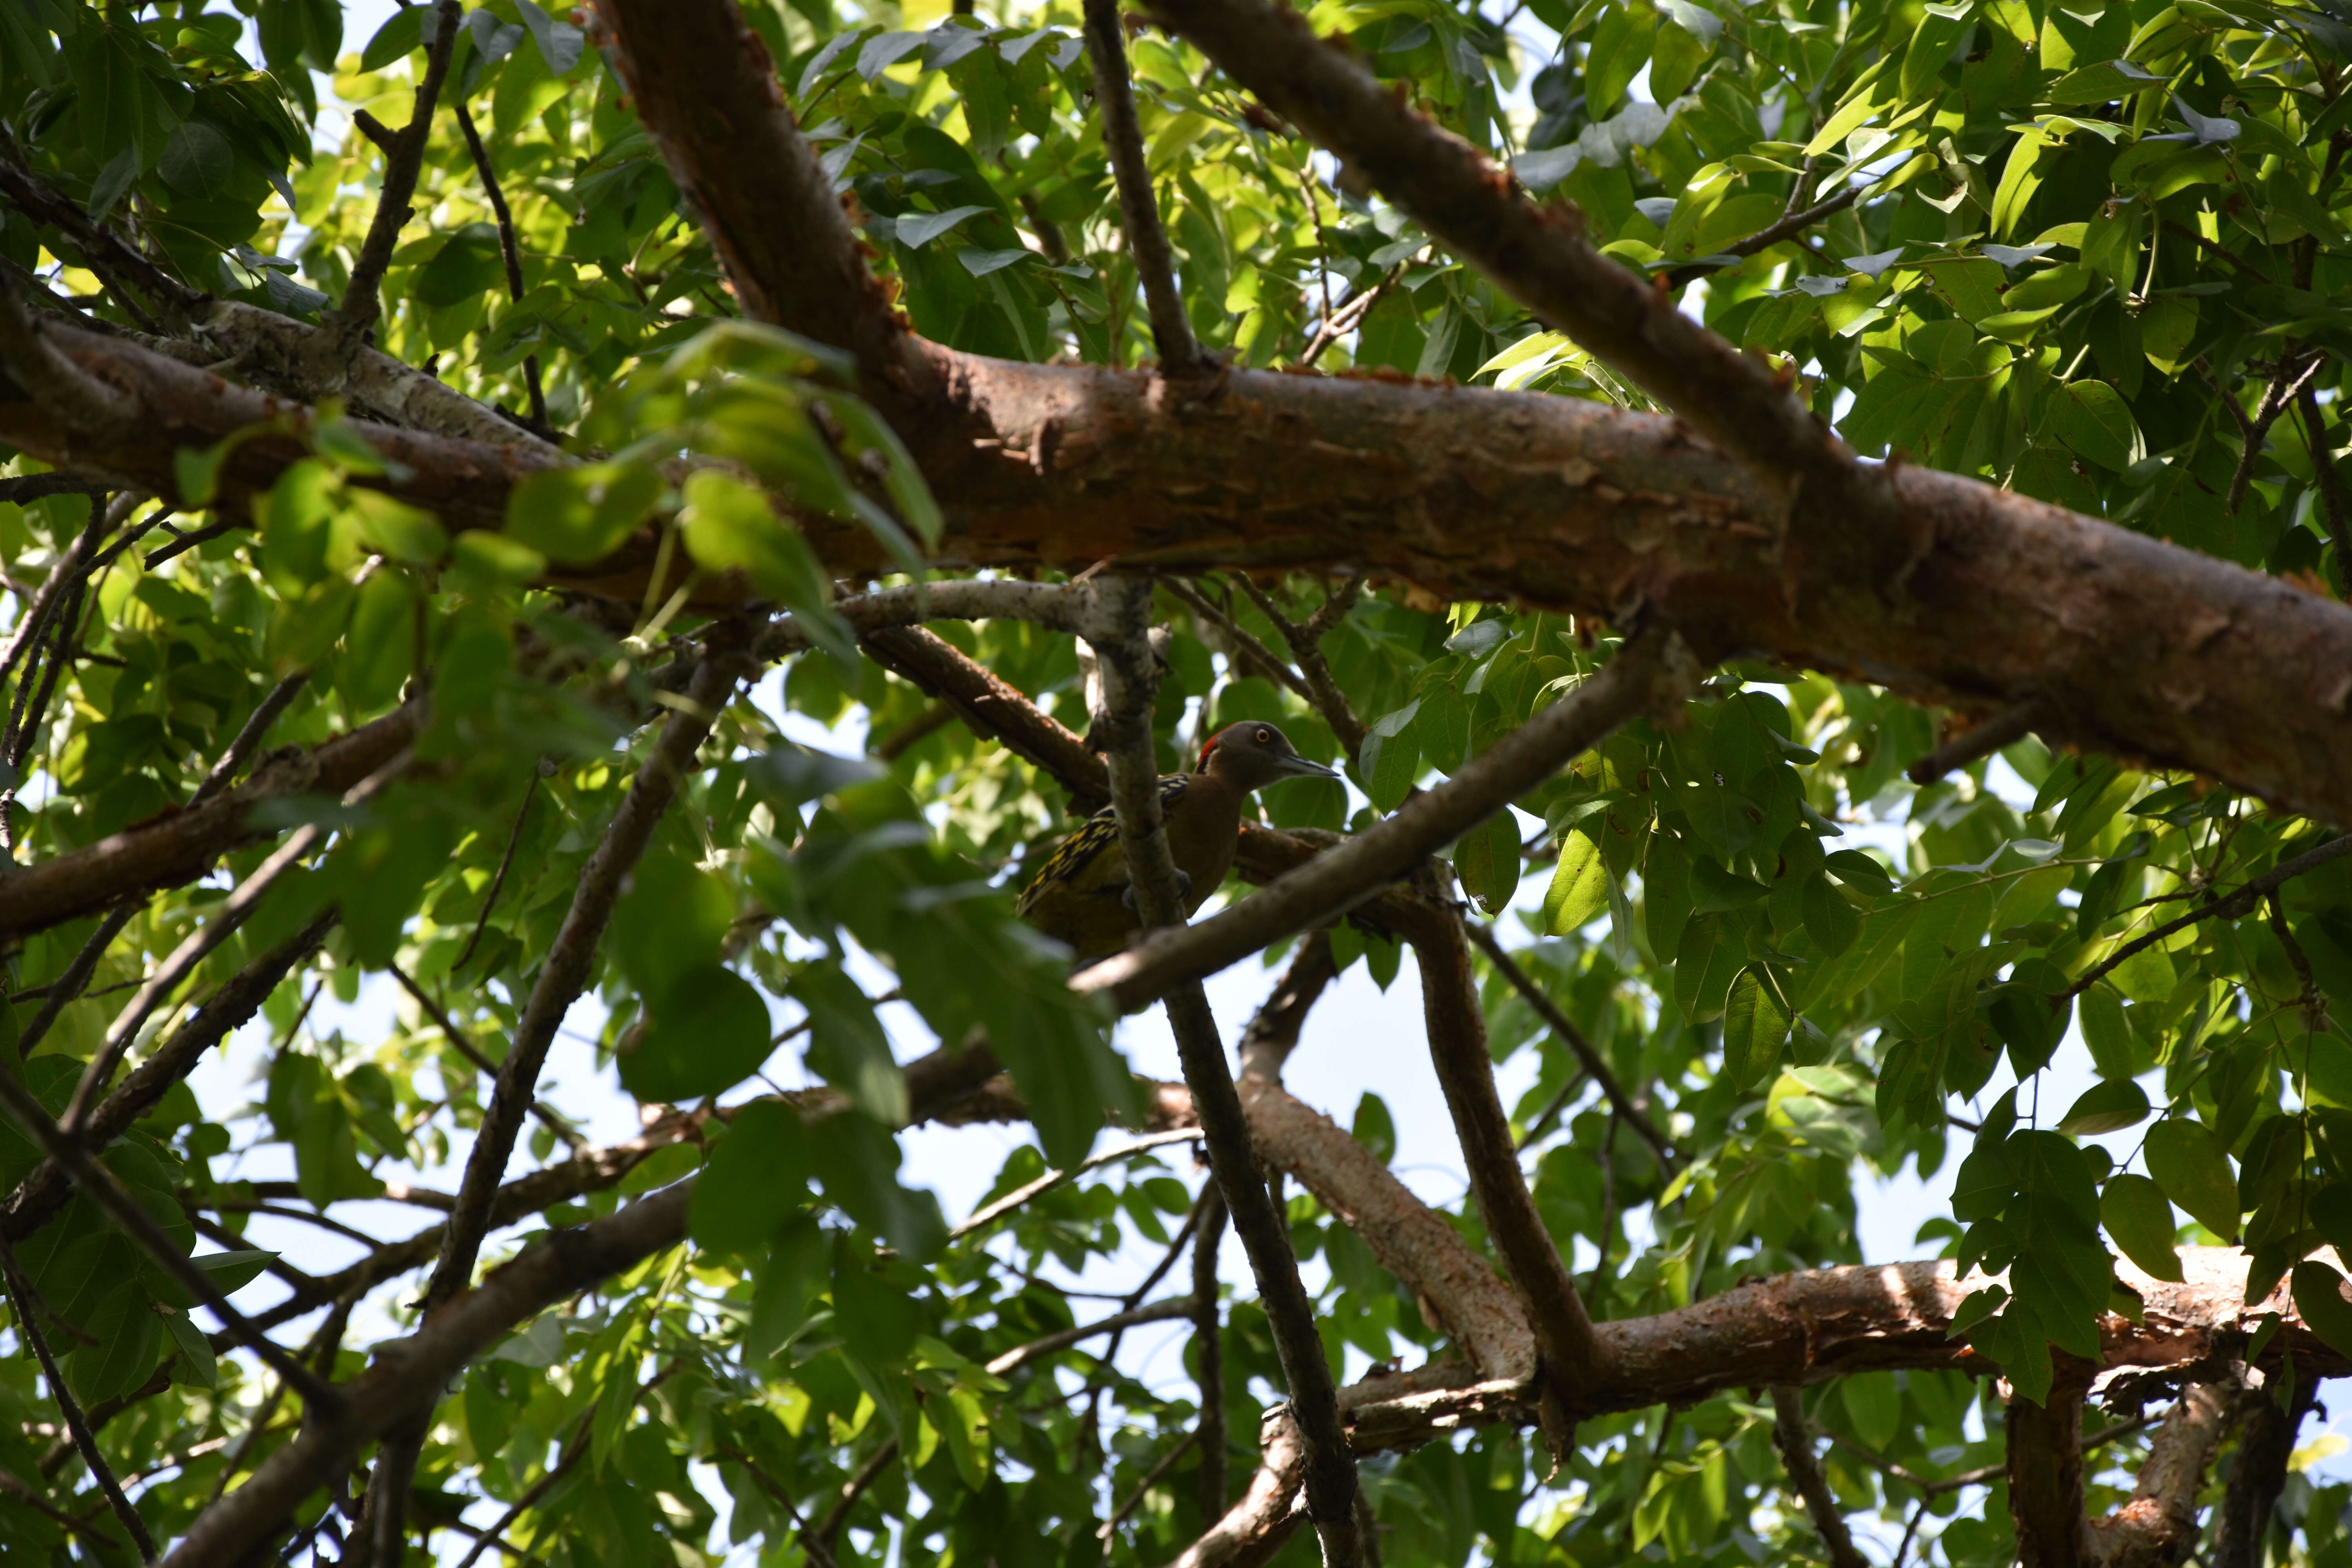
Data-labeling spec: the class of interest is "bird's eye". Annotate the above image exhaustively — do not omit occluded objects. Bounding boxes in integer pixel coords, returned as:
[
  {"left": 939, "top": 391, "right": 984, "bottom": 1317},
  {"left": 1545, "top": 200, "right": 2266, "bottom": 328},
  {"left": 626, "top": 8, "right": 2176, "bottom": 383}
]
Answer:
[{"left": 1256, "top": 728, "right": 1272, "bottom": 744}]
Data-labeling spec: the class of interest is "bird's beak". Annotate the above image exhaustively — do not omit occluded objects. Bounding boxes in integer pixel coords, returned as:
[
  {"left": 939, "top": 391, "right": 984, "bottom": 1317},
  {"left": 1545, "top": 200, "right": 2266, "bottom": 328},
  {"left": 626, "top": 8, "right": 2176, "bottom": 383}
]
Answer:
[{"left": 1271, "top": 754, "right": 1341, "bottom": 780}]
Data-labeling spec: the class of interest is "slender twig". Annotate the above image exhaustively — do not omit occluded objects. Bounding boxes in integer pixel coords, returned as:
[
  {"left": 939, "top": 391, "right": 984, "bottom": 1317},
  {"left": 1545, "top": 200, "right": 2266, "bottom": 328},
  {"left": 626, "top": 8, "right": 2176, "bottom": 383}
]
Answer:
[
  {"left": 452, "top": 100, "right": 550, "bottom": 430},
  {"left": 423, "top": 644, "right": 744, "bottom": 1311},
  {"left": 1164, "top": 577, "right": 1310, "bottom": 697},
  {"left": 0, "top": 1232, "right": 156, "bottom": 1563},
  {"left": 714, "top": 1444, "right": 840, "bottom": 1568},
  {"left": 1229, "top": 575, "right": 1367, "bottom": 757},
  {"left": 387, "top": 962, "right": 585, "bottom": 1152},
  {"left": 0, "top": 494, "right": 108, "bottom": 728},
  {"left": 327, "top": 0, "right": 464, "bottom": 350},
  {"left": 1083, "top": 0, "right": 1210, "bottom": 372},
  {"left": 951, "top": 1128, "right": 1205, "bottom": 1238},
  {"left": 1586, "top": 1112, "right": 1619, "bottom": 1307},
  {"left": 2296, "top": 377, "right": 2351, "bottom": 597},
  {"left": 1662, "top": 179, "right": 1862, "bottom": 288},
  {"left": 985, "top": 1295, "right": 1203, "bottom": 1376},
  {"left": 1301, "top": 267, "right": 1400, "bottom": 366},
  {"left": 871, "top": 700, "right": 955, "bottom": 760},
  {"left": 3, "top": 913, "right": 338, "bottom": 1247},
  {"left": 2064, "top": 833, "right": 2352, "bottom": 1000},
  {"left": 1907, "top": 697, "right": 2054, "bottom": 785},
  {"left": 813, "top": 1440, "right": 899, "bottom": 1558},
  {"left": 1770, "top": 1387, "right": 1868, "bottom": 1568},
  {"left": 1192, "top": 1185, "right": 1229, "bottom": 1521},
  {"left": 0, "top": 129, "right": 196, "bottom": 324},
  {"left": 0, "top": 1459, "right": 123, "bottom": 1550},
  {"left": 1466, "top": 922, "right": 1675, "bottom": 1168},
  {"left": 448, "top": 1429, "right": 588, "bottom": 1568},
  {"left": 1099, "top": 1429, "right": 1201, "bottom": 1539},
  {"left": 1513, "top": 1069, "right": 1588, "bottom": 1153},
  {"left": 1082, "top": 573, "right": 1363, "bottom": 1564},
  {"left": 2162, "top": 219, "right": 2272, "bottom": 283},
  {"left": 2226, "top": 352, "right": 2325, "bottom": 515},
  {"left": 192, "top": 670, "right": 311, "bottom": 808},
  {"left": 456, "top": 763, "right": 550, "bottom": 972},
  {"left": 0, "top": 1076, "right": 341, "bottom": 1407}
]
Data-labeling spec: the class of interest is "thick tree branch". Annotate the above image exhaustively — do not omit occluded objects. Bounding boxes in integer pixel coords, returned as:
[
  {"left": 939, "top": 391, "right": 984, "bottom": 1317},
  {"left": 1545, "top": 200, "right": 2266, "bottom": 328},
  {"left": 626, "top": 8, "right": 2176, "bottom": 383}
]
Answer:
[
  {"left": 1078, "top": 626, "right": 1695, "bottom": 1009},
  {"left": 1418, "top": 903, "right": 1597, "bottom": 1446},
  {"left": 590, "top": 0, "right": 932, "bottom": 413},
  {"left": 2007, "top": 1362, "right": 2093, "bottom": 1568},
  {"left": 2214, "top": 1378, "right": 2314, "bottom": 1568},
  {"left": 1769, "top": 1387, "right": 1867, "bottom": 1568},
  {"left": 11, "top": 316, "right": 2352, "bottom": 831},
  {"left": 1143, "top": 0, "right": 1904, "bottom": 589},
  {"left": 2085, "top": 1382, "right": 2232, "bottom": 1568},
  {"left": 1083, "top": 573, "right": 1364, "bottom": 1565},
  {"left": 1083, "top": 0, "right": 1209, "bottom": 372}
]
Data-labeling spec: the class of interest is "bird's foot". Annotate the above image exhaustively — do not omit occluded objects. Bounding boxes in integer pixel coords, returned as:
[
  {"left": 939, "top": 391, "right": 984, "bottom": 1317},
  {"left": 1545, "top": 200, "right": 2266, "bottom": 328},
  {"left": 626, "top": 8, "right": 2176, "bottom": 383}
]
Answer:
[{"left": 1118, "top": 868, "right": 1194, "bottom": 912}]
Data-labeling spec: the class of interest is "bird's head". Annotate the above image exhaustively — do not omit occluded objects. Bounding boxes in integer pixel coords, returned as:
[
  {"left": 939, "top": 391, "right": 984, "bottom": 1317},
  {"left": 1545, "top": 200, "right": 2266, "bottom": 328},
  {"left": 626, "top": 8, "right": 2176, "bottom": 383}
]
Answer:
[{"left": 1198, "top": 722, "right": 1339, "bottom": 792}]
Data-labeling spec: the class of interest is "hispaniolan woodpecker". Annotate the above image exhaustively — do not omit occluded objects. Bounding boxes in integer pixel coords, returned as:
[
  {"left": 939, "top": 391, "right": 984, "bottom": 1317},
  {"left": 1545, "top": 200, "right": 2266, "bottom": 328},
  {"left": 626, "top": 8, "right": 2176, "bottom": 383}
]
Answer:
[{"left": 1016, "top": 722, "right": 1338, "bottom": 961}]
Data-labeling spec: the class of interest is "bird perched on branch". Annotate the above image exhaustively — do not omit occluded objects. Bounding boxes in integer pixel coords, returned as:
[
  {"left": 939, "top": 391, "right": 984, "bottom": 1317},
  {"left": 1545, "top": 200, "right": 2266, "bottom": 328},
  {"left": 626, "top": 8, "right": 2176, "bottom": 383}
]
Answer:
[{"left": 1017, "top": 722, "right": 1338, "bottom": 961}]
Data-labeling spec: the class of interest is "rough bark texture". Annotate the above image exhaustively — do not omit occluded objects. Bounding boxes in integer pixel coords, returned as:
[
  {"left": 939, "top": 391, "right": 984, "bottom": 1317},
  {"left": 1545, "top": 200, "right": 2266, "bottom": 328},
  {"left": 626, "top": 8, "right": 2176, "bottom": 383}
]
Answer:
[
  {"left": 2009, "top": 1362, "right": 2094, "bottom": 1568},
  {"left": 2085, "top": 1383, "right": 2234, "bottom": 1568}
]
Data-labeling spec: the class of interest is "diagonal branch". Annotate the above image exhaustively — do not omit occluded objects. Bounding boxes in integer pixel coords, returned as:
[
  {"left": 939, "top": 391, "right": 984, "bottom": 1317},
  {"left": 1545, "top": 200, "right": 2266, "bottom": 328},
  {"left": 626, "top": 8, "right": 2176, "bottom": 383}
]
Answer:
[
  {"left": 1418, "top": 902, "right": 1597, "bottom": 1452},
  {"left": 1192, "top": 1186, "right": 1230, "bottom": 1521},
  {"left": 2214, "top": 1377, "right": 2315, "bottom": 1568},
  {"left": 1084, "top": 0, "right": 1210, "bottom": 372},
  {"left": 325, "top": 0, "right": 464, "bottom": 354},
  {"left": 1661, "top": 179, "right": 1860, "bottom": 289},
  {"left": 1082, "top": 572, "right": 1364, "bottom": 1566},
  {"left": 1229, "top": 575, "right": 1367, "bottom": 758},
  {"left": 1769, "top": 1387, "right": 1867, "bottom": 1568},
  {"left": 2064, "top": 832, "right": 2352, "bottom": 1000},
  {"left": 2085, "top": 1381, "right": 2232, "bottom": 1568},
  {"left": 421, "top": 638, "right": 744, "bottom": 1311},
  {"left": 4, "top": 912, "right": 337, "bottom": 1245},
  {"left": 1144, "top": 0, "right": 1903, "bottom": 581},
  {"left": 592, "top": 0, "right": 930, "bottom": 407},
  {"left": 1077, "top": 625, "right": 1696, "bottom": 1009}
]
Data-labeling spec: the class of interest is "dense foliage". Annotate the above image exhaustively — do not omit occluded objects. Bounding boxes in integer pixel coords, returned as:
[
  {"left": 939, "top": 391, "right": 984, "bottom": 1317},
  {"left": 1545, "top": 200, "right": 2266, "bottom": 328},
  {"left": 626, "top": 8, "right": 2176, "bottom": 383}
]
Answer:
[{"left": 3, "top": 0, "right": 2352, "bottom": 1565}]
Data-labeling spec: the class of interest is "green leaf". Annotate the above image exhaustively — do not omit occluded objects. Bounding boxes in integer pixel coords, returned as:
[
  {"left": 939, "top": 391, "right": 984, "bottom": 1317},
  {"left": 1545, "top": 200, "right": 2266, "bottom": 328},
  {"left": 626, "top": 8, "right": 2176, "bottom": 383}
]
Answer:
[
  {"left": 505, "top": 462, "right": 661, "bottom": 565},
  {"left": 414, "top": 224, "right": 507, "bottom": 308},
  {"left": 681, "top": 469, "right": 858, "bottom": 666},
  {"left": 808, "top": 1114, "right": 947, "bottom": 1259},
  {"left": 793, "top": 964, "right": 909, "bottom": 1126},
  {"left": 1801, "top": 872, "right": 1859, "bottom": 956},
  {"left": 620, "top": 965, "right": 775, "bottom": 1104},
  {"left": 1454, "top": 810, "right": 1523, "bottom": 916},
  {"left": 2144, "top": 1119, "right": 2240, "bottom": 1241},
  {"left": 1674, "top": 914, "right": 1742, "bottom": 1024},
  {"left": 341, "top": 571, "right": 416, "bottom": 711},
  {"left": 2048, "top": 379, "right": 2139, "bottom": 471},
  {"left": 1722, "top": 965, "right": 1791, "bottom": 1090},
  {"left": 159, "top": 120, "right": 234, "bottom": 198},
  {"left": 2293, "top": 1261, "right": 2352, "bottom": 1361},
  {"left": 2101, "top": 1174, "right": 2183, "bottom": 1281},
  {"left": 1544, "top": 828, "right": 1609, "bottom": 934},
  {"left": 691, "top": 1101, "right": 811, "bottom": 1255},
  {"left": 2058, "top": 1078, "right": 2150, "bottom": 1136}
]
